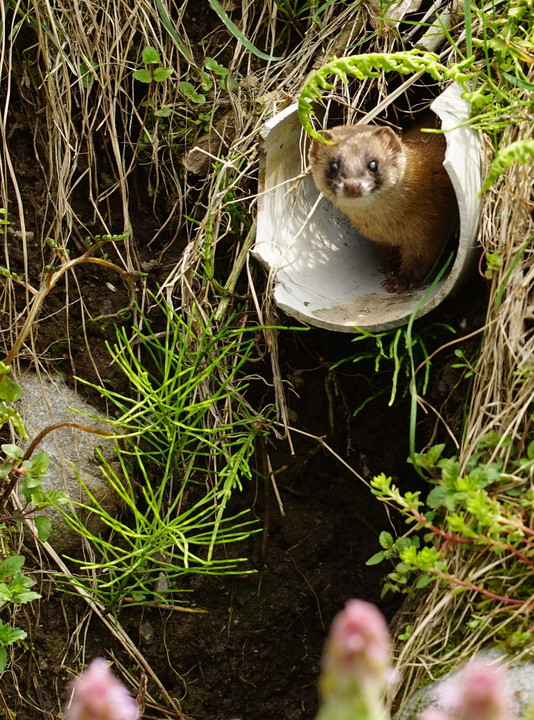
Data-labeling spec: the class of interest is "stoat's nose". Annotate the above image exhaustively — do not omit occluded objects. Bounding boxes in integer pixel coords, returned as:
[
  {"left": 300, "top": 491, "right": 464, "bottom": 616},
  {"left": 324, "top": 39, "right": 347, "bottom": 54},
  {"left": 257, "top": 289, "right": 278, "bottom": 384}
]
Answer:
[{"left": 343, "top": 178, "right": 363, "bottom": 198}]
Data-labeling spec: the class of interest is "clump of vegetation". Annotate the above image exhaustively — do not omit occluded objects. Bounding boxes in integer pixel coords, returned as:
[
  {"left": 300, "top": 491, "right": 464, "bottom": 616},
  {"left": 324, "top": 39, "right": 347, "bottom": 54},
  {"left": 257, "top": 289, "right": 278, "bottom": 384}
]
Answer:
[
  {"left": 0, "top": 362, "right": 71, "bottom": 670},
  {"left": 368, "top": 433, "right": 534, "bottom": 611},
  {"left": 52, "top": 293, "right": 269, "bottom": 609}
]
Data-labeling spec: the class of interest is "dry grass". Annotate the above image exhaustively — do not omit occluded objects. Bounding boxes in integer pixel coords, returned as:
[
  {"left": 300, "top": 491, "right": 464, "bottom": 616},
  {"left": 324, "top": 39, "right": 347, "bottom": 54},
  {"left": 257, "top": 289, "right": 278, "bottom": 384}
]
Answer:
[{"left": 389, "top": 59, "right": 534, "bottom": 717}]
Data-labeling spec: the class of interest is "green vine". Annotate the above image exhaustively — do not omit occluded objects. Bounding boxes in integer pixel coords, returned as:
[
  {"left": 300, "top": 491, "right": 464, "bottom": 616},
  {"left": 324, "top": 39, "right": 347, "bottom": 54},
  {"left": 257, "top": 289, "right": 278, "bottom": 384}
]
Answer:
[
  {"left": 481, "top": 138, "right": 534, "bottom": 191},
  {"left": 298, "top": 50, "right": 475, "bottom": 140}
]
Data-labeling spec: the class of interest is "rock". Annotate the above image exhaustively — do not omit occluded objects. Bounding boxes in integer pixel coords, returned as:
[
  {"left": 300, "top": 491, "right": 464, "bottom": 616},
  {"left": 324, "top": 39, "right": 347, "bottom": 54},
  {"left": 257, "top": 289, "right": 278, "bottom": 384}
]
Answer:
[
  {"left": 398, "top": 649, "right": 534, "bottom": 720},
  {"left": 15, "top": 370, "right": 123, "bottom": 554},
  {"left": 183, "top": 113, "right": 237, "bottom": 176}
]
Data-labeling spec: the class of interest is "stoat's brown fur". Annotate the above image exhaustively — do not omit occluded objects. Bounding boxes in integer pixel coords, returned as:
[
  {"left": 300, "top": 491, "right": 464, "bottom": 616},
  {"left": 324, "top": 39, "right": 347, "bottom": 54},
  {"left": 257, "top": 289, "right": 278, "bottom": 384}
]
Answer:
[{"left": 309, "top": 118, "right": 458, "bottom": 293}]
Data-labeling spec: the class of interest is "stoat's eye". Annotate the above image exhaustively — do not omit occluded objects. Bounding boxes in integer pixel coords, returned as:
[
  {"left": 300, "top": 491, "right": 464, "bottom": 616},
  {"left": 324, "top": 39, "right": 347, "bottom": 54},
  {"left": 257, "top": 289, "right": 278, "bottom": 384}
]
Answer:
[
  {"left": 368, "top": 160, "right": 378, "bottom": 172},
  {"left": 328, "top": 160, "right": 340, "bottom": 173}
]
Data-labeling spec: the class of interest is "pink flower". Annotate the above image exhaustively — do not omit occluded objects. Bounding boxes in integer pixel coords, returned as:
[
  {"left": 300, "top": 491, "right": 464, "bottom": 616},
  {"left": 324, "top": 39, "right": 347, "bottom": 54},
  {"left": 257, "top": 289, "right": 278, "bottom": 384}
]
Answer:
[
  {"left": 317, "top": 600, "right": 393, "bottom": 720},
  {"left": 322, "top": 599, "right": 392, "bottom": 682},
  {"left": 436, "top": 660, "right": 514, "bottom": 720},
  {"left": 420, "top": 709, "right": 454, "bottom": 720},
  {"left": 64, "top": 658, "right": 140, "bottom": 720}
]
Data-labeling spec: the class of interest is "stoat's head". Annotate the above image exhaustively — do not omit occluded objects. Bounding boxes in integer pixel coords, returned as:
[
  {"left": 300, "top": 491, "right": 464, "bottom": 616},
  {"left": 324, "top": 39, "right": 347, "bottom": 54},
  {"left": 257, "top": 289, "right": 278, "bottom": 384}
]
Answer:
[{"left": 309, "top": 125, "right": 406, "bottom": 206}]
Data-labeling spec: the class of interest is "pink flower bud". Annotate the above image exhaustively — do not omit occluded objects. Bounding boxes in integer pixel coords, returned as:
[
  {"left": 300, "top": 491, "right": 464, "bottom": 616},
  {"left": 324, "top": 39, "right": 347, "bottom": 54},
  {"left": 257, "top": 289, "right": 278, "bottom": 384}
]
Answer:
[
  {"left": 322, "top": 599, "right": 392, "bottom": 682},
  {"left": 64, "top": 658, "right": 140, "bottom": 720},
  {"left": 436, "top": 660, "right": 513, "bottom": 720},
  {"left": 317, "top": 600, "right": 393, "bottom": 720}
]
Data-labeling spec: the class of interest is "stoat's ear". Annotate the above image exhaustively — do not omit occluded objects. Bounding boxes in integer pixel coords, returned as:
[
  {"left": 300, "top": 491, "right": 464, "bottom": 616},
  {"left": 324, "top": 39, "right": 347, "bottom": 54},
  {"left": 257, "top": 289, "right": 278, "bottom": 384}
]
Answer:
[
  {"left": 374, "top": 127, "right": 402, "bottom": 154},
  {"left": 309, "top": 129, "right": 334, "bottom": 160}
]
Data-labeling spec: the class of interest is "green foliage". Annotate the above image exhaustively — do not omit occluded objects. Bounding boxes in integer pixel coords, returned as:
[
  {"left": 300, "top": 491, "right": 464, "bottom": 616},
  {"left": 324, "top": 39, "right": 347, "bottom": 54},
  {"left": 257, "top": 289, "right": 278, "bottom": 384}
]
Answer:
[
  {"left": 180, "top": 58, "right": 236, "bottom": 107},
  {"left": 273, "top": 0, "right": 335, "bottom": 38},
  {"left": 368, "top": 436, "right": 534, "bottom": 608},
  {"left": 0, "top": 363, "right": 25, "bottom": 439},
  {"left": 451, "top": 348, "right": 477, "bottom": 379},
  {"left": 79, "top": 61, "right": 98, "bottom": 88},
  {"left": 0, "top": 555, "right": 41, "bottom": 672},
  {"left": 298, "top": 50, "right": 474, "bottom": 140},
  {"left": 133, "top": 46, "right": 174, "bottom": 84},
  {"left": 179, "top": 81, "right": 206, "bottom": 105},
  {"left": 204, "top": 57, "right": 237, "bottom": 92},
  {"left": 333, "top": 322, "right": 455, "bottom": 415},
  {"left": 481, "top": 139, "right": 534, "bottom": 191},
  {"left": 0, "top": 442, "right": 68, "bottom": 541},
  {"left": 484, "top": 251, "right": 503, "bottom": 280},
  {"left": 55, "top": 294, "right": 269, "bottom": 609},
  {"left": 0, "top": 326, "right": 71, "bottom": 670}
]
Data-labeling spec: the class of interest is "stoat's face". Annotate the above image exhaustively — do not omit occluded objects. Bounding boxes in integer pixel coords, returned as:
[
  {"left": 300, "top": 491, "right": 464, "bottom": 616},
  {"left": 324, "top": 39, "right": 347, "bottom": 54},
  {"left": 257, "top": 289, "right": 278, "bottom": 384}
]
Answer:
[{"left": 309, "top": 125, "right": 406, "bottom": 208}]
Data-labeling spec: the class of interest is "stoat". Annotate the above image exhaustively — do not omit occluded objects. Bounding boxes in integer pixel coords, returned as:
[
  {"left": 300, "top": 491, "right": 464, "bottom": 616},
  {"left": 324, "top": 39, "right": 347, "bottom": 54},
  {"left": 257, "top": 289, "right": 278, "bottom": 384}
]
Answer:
[{"left": 309, "top": 118, "right": 458, "bottom": 293}]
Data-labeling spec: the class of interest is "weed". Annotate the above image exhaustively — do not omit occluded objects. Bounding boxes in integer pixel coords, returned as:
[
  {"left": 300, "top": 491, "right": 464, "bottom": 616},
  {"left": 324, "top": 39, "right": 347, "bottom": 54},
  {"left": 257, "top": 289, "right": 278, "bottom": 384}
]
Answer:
[
  {"left": 0, "top": 556, "right": 40, "bottom": 672},
  {"left": 451, "top": 348, "right": 477, "bottom": 379},
  {"left": 133, "top": 46, "right": 174, "bottom": 85},
  {"left": 179, "top": 57, "right": 236, "bottom": 116},
  {"left": 298, "top": 50, "right": 475, "bottom": 141},
  {"left": 483, "top": 251, "right": 503, "bottom": 279},
  {"left": 333, "top": 321, "right": 455, "bottom": 416},
  {"left": 367, "top": 436, "right": 534, "bottom": 616},
  {"left": 0, "top": 363, "right": 71, "bottom": 670},
  {"left": 52, "top": 294, "right": 270, "bottom": 609}
]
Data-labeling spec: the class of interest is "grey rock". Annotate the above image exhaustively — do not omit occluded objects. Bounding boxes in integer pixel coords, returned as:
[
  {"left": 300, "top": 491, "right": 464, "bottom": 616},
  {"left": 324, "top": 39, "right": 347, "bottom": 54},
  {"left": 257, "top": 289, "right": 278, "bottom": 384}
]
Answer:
[
  {"left": 398, "top": 649, "right": 534, "bottom": 720},
  {"left": 16, "top": 370, "right": 122, "bottom": 554}
]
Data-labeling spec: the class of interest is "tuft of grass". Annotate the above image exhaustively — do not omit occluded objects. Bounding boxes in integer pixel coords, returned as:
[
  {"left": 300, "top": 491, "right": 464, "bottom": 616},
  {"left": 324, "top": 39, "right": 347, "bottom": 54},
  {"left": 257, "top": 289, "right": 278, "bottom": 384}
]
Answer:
[{"left": 53, "top": 293, "right": 269, "bottom": 610}]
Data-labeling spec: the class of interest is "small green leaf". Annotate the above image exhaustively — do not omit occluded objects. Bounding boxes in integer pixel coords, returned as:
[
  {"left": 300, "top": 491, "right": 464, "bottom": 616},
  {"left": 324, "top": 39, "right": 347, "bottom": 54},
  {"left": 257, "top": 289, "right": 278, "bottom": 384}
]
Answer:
[
  {"left": 0, "top": 646, "right": 6, "bottom": 672},
  {"left": 366, "top": 551, "right": 386, "bottom": 566},
  {"left": 200, "top": 71, "right": 213, "bottom": 92},
  {"left": 0, "top": 462, "right": 12, "bottom": 479},
  {"left": 205, "top": 57, "right": 228, "bottom": 75},
  {"left": 427, "top": 485, "right": 450, "bottom": 509},
  {"left": 153, "top": 67, "right": 173, "bottom": 82},
  {"left": 379, "top": 531, "right": 394, "bottom": 549},
  {"left": 141, "top": 46, "right": 161, "bottom": 65},
  {"left": 41, "top": 489, "right": 69, "bottom": 505},
  {"left": 30, "top": 450, "right": 49, "bottom": 475},
  {"left": 133, "top": 68, "right": 153, "bottom": 84},
  {"left": 415, "top": 573, "right": 433, "bottom": 588},
  {"left": 34, "top": 516, "right": 52, "bottom": 542},
  {"left": 179, "top": 81, "right": 206, "bottom": 104},
  {"left": 0, "top": 556, "right": 25, "bottom": 580},
  {"left": 153, "top": 106, "right": 171, "bottom": 118},
  {"left": 220, "top": 74, "right": 237, "bottom": 92},
  {"left": 439, "top": 458, "right": 461, "bottom": 486},
  {"left": 0, "top": 375, "right": 21, "bottom": 403},
  {"left": 1, "top": 445, "right": 22, "bottom": 460},
  {"left": 79, "top": 62, "right": 98, "bottom": 88},
  {"left": 0, "top": 620, "right": 27, "bottom": 646}
]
